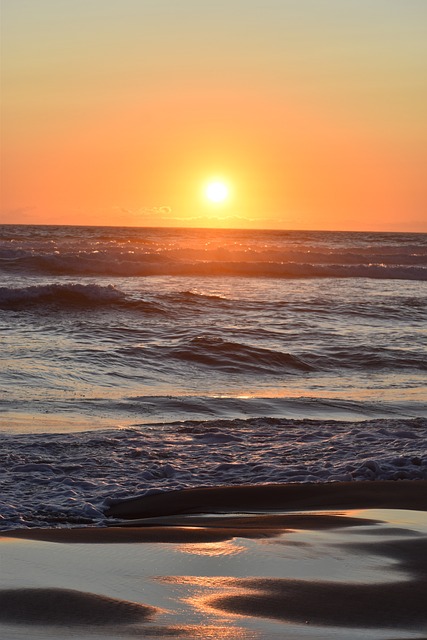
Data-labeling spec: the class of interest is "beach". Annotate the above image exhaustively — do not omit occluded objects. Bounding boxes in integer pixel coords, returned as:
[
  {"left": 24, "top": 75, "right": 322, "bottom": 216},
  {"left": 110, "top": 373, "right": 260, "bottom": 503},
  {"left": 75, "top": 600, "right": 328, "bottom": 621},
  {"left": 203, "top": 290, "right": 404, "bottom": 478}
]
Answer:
[
  {"left": 1, "top": 481, "right": 426, "bottom": 639},
  {"left": 1, "top": 226, "right": 426, "bottom": 636}
]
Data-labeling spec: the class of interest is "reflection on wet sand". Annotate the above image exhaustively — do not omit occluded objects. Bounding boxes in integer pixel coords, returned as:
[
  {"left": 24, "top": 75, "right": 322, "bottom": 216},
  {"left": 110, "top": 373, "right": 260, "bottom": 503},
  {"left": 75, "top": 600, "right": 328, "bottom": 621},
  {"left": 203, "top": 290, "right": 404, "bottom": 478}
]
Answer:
[{"left": 158, "top": 518, "right": 427, "bottom": 632}]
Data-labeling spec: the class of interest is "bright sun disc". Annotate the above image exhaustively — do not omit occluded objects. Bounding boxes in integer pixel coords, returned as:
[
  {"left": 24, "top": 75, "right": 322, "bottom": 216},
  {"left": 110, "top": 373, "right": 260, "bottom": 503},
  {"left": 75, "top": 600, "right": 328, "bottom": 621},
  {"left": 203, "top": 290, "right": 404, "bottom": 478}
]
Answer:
[{"left": 205, "top": 181, "right": 229, "bottom": 203}]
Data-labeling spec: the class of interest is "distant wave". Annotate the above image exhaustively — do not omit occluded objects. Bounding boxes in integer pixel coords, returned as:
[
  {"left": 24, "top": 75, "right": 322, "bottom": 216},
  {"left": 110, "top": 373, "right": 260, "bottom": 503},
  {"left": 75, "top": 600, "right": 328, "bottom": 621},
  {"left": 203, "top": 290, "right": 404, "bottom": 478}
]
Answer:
[
  {"left": 164, "top": 290, "right": 229, "bottom": 303},
  {"left": 165, "top": 247, "right": 427, "bottom": 266},
  {"left": 0, "top": 284, "right": 163, "bottom": 313},
  {"left": 1, "top": 251, "right": 426, "bottom": 280}
]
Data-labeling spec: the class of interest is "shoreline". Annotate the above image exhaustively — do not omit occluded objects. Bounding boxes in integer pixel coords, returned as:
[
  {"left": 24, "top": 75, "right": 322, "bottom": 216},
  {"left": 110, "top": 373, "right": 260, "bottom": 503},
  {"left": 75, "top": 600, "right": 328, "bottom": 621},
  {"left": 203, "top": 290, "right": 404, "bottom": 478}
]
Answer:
[{"left": 2, "top": 480, "right": 426, "bottom": 543}]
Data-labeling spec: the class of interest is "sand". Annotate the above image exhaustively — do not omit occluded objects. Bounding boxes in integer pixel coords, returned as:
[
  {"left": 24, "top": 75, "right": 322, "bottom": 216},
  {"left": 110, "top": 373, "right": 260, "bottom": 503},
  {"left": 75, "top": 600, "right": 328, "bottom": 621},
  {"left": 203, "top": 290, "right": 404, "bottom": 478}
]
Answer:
[{"left": 1, "top": 480, "right": 426, "bottom": 639}]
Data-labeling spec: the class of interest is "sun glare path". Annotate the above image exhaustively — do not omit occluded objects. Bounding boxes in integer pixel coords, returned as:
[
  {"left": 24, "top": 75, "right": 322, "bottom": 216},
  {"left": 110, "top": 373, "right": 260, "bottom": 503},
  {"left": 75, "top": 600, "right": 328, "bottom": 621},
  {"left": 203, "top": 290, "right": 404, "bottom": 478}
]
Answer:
[{"left": 205, "top": 181, "right": 229, "bottom": 203}]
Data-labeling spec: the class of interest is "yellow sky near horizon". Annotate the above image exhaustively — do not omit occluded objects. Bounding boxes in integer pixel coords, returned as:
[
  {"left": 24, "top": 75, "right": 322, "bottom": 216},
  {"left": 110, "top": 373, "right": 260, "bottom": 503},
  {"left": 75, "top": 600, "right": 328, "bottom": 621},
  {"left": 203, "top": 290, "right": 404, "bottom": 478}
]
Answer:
[{"left": 1, "top": 0, "right": 426, "bottom": 231}]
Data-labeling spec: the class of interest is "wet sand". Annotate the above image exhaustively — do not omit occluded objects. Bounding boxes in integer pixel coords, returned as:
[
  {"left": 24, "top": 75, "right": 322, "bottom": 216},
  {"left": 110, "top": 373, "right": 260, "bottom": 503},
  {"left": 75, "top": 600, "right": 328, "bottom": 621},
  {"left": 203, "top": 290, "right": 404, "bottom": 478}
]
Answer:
[{"left": 1, "top": 480, "right": 426, "bottom": 639}]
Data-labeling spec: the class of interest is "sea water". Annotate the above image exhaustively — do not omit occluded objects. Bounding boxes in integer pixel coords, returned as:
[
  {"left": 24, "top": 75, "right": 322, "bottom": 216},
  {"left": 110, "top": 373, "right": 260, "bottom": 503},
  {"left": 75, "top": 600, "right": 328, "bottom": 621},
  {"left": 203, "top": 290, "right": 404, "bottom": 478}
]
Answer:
[{"left": 0, "top": 225, "right": 426, "bottom": 529}]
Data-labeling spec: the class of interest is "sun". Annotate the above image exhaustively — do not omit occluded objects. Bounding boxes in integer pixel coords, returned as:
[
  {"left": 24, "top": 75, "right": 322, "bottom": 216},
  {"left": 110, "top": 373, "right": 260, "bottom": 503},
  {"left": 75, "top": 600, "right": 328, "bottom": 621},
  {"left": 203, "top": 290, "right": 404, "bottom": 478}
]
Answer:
[{"left": 205, "top": 180, "right": 229, "bottom": 203}]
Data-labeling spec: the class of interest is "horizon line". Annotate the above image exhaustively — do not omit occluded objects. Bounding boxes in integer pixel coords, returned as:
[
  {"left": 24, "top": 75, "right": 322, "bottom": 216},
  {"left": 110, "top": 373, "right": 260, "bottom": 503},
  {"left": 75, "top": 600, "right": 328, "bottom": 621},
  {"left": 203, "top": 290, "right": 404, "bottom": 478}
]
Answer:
[{"left": 1, "top": 222, "right": 426, "bottom": 235}]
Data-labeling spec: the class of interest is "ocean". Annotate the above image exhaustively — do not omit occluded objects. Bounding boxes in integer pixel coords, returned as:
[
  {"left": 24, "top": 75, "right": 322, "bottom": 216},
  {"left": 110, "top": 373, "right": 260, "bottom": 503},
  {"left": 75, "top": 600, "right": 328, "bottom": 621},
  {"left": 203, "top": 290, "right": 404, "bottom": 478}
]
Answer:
[{"left": 0, "top": 224, "right": 426, "bottom": 530}]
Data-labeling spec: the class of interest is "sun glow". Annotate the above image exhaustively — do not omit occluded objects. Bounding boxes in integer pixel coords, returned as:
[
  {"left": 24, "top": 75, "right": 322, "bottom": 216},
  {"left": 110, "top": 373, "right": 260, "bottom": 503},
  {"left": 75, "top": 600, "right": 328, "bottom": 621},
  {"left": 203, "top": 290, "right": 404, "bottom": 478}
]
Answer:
[{"left": 205, "top": 181, "right": 229, "bottom": 203}]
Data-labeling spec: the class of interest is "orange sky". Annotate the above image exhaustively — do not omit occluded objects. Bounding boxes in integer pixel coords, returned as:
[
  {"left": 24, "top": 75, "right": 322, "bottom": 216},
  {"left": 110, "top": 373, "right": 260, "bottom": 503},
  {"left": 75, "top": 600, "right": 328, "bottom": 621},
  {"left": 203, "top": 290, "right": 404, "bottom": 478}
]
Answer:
[{"left": 1, "top": 0, "right": 426, "bottom": 231}]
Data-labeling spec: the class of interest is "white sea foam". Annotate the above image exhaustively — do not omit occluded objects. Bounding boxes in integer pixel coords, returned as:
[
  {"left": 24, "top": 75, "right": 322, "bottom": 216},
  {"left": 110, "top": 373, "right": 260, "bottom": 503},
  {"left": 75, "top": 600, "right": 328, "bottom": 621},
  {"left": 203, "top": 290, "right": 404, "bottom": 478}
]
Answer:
[{"left": 0, "top": 417, "right": 425, "bottom": 530}]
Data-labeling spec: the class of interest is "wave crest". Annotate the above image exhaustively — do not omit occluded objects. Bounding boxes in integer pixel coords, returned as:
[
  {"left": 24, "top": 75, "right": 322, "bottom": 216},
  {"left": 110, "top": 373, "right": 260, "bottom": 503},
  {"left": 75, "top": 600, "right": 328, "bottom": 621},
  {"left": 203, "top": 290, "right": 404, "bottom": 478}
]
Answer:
[
  {"left": 0, "top": 284, "right": 162, "bottom": 313},
  {"left": 170, "top": 336, "right": 313, "bottom": 374},
  {"left": 2, "top": 252, "right": 426, "bottom": 280}
]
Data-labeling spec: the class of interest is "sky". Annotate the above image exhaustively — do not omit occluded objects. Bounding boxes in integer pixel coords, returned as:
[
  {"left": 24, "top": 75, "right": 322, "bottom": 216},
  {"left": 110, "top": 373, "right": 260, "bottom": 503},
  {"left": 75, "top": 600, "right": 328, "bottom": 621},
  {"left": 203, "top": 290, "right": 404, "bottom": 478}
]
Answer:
[{"left": 1, "top": 0, "right": 426, "bottom": 231}]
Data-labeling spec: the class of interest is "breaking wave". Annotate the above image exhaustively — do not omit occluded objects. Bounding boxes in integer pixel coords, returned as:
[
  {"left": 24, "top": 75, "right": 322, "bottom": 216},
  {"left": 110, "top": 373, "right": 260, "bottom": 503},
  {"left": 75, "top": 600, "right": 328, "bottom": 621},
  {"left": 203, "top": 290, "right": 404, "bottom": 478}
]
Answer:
[
  {"left": 1, "top": 253, "right": 426, "bottom": 280},
  {"left": 0, "top": 283, "right": 162, "bottom": 313}
]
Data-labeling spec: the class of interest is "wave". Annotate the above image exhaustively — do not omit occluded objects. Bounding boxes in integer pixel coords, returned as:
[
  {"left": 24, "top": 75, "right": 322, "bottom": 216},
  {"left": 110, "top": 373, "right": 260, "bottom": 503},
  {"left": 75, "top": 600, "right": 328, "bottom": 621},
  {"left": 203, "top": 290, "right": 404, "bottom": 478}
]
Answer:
[
  {"left": 115, "top": 337, "right": 313, "bottom": 375},
  {"left": 306, "top": 346, "right": 427, "bottom": 372},
  {"left": 0, "top": 284, "right": 163, "bottom": 313},
  {"left": 165, "top": 247, "right": 427, "bottom": 266},
  {"left": 164, "top": 290, "right": 229, "bottom": 303},
  {"left": 1, "top": 252, "right": 426, "bottom": 280},
  {"left": 115, "top": 333, "right": 427, "bottom": 375},
  {"left": 160, "top": 338, "right": 427, "bottom": 374},
  {"left": 168, "top": 336, "right": 314, "bottom": 374}
]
